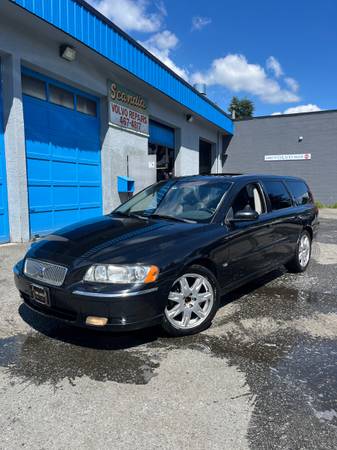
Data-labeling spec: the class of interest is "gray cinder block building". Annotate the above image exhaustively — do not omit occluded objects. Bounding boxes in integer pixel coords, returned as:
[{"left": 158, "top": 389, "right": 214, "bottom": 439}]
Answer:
[{"left": 224, "top": 110, "right": 337, "bottom": 204}]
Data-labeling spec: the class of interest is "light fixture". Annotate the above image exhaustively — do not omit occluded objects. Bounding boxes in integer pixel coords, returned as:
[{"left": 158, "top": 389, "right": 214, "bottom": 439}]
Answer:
[
  {"left": 186, "top": 114, "right": 194, "bottom": 123},
  {"left": 60, "top": 44, "right": 76, "bottom": 62},
  {"left": 298, "top": 136, "right": 303, "bottom": 142}
]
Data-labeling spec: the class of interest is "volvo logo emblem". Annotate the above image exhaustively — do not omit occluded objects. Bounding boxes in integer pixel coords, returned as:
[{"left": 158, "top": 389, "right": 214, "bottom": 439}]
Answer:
[{"left": 33, "top": 265, "right": 46, "bottom": 278}]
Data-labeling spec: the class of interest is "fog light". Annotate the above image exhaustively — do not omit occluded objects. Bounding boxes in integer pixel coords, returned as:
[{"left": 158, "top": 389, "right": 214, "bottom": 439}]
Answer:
[{"left": 86, "top": 316, "right": 108, "bottom": 326}]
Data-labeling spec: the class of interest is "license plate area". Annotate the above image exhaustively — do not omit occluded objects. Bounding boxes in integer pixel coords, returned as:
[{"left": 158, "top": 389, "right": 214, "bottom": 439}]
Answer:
[{"left": 31, "top": 284, "right": 50, "bottom": 306}]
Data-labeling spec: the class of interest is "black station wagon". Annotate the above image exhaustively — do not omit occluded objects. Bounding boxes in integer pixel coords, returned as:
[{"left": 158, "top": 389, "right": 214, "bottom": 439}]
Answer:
[{"left": 14, "top": 174, "right": 319, "bottom": 336}]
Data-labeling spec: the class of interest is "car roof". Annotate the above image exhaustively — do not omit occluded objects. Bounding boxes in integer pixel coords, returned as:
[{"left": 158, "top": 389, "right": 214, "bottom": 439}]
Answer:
[{"left": 174, "top": 174, "right": 306, "bottom": 183}]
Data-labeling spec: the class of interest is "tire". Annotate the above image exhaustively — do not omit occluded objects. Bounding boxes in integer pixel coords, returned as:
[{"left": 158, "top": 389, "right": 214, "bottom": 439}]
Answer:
[
  {"left": 285, "top": 230, "right": 312, "bottom": 273},
  {"left": 161, "top": 264, "right": 220, "bottom": 337}
]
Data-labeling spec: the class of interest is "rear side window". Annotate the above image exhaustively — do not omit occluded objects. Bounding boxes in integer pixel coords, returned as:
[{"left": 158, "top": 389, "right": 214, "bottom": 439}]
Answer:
[
  {"left": 286, "top": 180, "right": 313, "bottom": 205},
  {"left": 263, "top": 180, "right": 293, "bottom": 211}
]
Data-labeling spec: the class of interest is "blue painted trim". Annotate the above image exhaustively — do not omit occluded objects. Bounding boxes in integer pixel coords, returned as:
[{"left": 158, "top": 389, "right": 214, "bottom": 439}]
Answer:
[
  {"left": 149, "top": 120, "right": 175, "bottom": 148},
  {"left": 11, "top": 0, "right": 233, "bottom": 134},
  {"left": 0, "top": 60, "right": 10, "bottom": 243}
]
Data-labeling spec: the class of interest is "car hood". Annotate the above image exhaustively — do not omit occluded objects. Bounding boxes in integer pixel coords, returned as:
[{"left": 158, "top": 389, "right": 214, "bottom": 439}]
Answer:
[{"left": 27, "top": 215, "right": 206, "bottom": 264}]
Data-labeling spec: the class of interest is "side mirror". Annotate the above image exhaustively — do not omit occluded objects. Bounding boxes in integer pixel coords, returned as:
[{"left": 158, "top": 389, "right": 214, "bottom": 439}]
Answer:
[{"left": 231, "top": 210, "right": 259, "bottom": 222}]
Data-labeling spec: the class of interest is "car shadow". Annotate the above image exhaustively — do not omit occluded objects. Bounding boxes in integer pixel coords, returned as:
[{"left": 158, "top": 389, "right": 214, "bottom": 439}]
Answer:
[
  {"left": 219, "top": 267, "right": 286, "bottom": 307},
  {"left": 18, "top": 268, "right": 286, "bottom": 351}
]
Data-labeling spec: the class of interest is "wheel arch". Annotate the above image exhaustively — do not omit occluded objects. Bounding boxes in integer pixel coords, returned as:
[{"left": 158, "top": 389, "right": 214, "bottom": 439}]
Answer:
[
  {"left": 184, "top": 257, "right": 219, "bottom": 280},
  {"left": 303, "top": 225, "right": 313, "bottom": 241}
]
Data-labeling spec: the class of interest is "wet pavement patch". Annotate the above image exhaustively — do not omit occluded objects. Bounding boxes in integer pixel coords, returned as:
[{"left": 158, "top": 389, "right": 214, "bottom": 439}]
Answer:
[
  {"left": 0, "top": 332, "right": 161, "bottom": 386},
  {"left": 152, "top": 330, "right": 337, "bottom": 450}
]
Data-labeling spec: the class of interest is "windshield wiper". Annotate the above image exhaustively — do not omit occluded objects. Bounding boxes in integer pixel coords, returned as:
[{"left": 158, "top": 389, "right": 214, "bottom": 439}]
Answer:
[
  {"left": 148, "top": 213, "right": 196, "bottom": 223},
  {"left": 112, "top": 211, "right": 149, "bottom": 221}
]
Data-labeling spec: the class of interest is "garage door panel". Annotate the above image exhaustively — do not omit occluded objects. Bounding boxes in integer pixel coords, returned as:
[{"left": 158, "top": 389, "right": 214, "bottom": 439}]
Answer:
[
  {"left": 23, "top": 98, "right": 49, "bottom": 130},
  {"left": 51, "top": 160, "right": 77, "bottom": 181},
  {"left": 25, "top": 139, "right": 52, "bottom": 158},
  {"left": 28, "top": 185, "right": 53, "bottom": 208},
  {"left": 79, "top": 208, "right": 101, "bottom": 221},
  {"left": 53, "top": 186, "right": 78, "bottom": 206},
  {"left": 26, "top": 158, "right": 50, "bottom": 180},
  {"left": 78, "top": 164, "right": 100, "bottom": 182},
  {"left": 23, "top": 70, "right": 102, "bottom": 237},
  {"left": 79, "top": 186, "right": 101, "bottom": 205},
  {"left": 53, "top": 209, "right": 79, "bottom": 229},
  {"left": 29, "top": 212, "right": 53, "bottom": 235},
  {"left": 51, "top": 144, "right": 78, "bottom": 161},
  {"left": 48, "top": 107, "right": 80, "bottom": 135}
]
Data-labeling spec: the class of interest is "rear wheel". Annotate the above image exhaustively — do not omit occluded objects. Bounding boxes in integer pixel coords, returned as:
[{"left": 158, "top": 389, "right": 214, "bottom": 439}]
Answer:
[
  {"left": 286, "top": 230, "right": 312, "bottom": 273},
  {"left": 162, "top": 265, "right": 220, "bottom": 337}
]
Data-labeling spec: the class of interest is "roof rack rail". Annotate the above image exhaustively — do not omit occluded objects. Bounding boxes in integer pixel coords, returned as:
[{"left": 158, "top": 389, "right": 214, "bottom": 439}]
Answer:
[{"left": 199, "top": 173, "right": 243, "bottom": 176}]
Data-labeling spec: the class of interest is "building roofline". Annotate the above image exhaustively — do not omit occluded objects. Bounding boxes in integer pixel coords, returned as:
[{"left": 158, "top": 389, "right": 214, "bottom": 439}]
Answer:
[
  {"left": 10, "top": 0, "right": 233, "bottom": 133},
  {"left": 236, "top": 108, "right": 337, "bottom": 121},
  {"left": 75, "top": 0, "right": 232, "bottom": 122}
]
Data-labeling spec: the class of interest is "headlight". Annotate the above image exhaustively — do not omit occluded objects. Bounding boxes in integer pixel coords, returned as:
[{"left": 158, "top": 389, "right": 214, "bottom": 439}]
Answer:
[{"left": 83, "top": 264, "right": 159, "bottom": 284}]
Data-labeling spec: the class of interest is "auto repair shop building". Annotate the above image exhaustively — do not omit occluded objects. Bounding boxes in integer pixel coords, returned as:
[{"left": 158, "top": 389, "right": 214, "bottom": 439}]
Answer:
[{"left": 0, "top": 0, "right": 233, "bottom": 243}]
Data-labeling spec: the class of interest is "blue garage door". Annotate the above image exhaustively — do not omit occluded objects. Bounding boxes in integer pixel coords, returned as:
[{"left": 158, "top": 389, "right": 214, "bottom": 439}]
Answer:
[
  {"left": 22, "top": 68, "right": 102, "bottom": 237},
  {"left": 0, "top": 61, "right": 10, "bottom": 244}
]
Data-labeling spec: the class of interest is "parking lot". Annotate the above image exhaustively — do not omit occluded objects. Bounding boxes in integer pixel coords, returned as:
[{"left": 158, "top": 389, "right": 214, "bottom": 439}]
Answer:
[{"left": 0, "top": 210, "right": 337, "bottom": 450}]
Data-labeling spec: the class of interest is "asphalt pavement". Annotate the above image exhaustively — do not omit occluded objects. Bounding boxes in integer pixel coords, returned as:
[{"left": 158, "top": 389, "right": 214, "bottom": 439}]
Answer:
[{"left": 0, "top": 210, "right": 337, "bottom": 450}]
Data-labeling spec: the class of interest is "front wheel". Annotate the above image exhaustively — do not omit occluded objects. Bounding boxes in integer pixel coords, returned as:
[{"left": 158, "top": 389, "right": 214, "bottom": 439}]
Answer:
[
  {"left": 161, "top": 265, "right": 220, "bottom": 337},
  {"left": 286, "top": 230, "right": 312, "bottom": 273}
]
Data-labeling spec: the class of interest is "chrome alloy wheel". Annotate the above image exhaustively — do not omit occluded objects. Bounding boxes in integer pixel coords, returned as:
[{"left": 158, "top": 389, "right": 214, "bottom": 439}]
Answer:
[
  {"left": 299, "top": 234, "right": 311, "bottom": 267},
  {"left": 165, "top": 273, "right": 214, "bottom": 330}
]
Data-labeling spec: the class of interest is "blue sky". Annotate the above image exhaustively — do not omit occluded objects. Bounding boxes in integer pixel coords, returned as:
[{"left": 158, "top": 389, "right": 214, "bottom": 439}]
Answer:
[{"left": 89, "top": 0, "right": 337, "bottom": 116}]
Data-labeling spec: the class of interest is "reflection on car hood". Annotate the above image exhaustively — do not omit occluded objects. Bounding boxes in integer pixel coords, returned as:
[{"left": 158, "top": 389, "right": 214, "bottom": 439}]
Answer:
[{"left": 27, "top": 215, "right": 204, "bottom": 263}]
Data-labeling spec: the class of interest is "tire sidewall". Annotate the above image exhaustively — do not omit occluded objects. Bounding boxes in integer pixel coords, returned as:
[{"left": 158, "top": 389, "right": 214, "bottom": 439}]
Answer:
[
  {"left": 162, "top": 264, "right": 220, "bottom": 337},
  {"left": 295, "top": 230, "right": 312, "bottom": 272}
]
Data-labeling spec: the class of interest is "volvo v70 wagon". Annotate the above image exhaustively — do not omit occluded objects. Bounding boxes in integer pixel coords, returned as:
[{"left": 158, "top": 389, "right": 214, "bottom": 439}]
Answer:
[{"left": 14, "top": 174, "right": 319, "bottom": 336}]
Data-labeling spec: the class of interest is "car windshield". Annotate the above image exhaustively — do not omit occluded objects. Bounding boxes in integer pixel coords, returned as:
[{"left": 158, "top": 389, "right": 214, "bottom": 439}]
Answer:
[{"left": 114, "top": 179, "right": 231, "bottom": 223}]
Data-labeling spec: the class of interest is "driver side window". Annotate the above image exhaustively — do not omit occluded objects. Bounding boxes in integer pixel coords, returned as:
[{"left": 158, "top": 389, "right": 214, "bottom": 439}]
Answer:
[{"left": 226, "top": 183, "right": 266, "bottom": 221}]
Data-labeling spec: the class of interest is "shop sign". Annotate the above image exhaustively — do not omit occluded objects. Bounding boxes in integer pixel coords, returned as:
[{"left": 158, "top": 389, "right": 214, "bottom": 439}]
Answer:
[
  {"left": 108, "top": 81, "right": 149, "bottom": 135},
  {"left": 264, "top": 153, "right": 311, "bottom": 161}
]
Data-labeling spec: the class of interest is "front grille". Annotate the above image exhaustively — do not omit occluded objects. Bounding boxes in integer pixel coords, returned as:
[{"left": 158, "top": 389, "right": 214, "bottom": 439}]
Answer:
[{"left": 24, "top": 258, "right": 68, "bottom": 287}]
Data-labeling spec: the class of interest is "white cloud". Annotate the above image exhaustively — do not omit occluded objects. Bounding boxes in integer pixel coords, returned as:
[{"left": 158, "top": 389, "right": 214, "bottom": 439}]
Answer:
[
  {"left": 191, "top": 16, "right": 212, "bottom": 31},
  {"left": 266, "top": 56, "right": 283, "bottom": 78},
  {"left": 191, "top": 54, "right": 300, "bottom": 104},
  {"left": 140, "top": 30, "right": 189, "bottom": 80},
  {"left": 272, "top": 104, "right": 322, "bottom": 115},
  {"left": 284, "top": 77, "right": 299, "bottom": 93},
  {"left": 88, "top": 0, "right": 166, "bottom": 33}
]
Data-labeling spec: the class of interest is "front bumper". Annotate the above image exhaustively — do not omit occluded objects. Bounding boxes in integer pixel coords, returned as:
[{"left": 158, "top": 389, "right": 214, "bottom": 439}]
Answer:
[{"left": 14, "top": 265, "right": 170, "bottom": 331}]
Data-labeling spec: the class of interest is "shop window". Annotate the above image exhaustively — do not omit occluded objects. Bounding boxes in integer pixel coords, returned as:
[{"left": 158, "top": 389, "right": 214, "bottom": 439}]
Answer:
[
  {"left": 22, "top": 75, "right": 47, "bottom": 101},
  {"left": 49, "top": 84, "right": 74, "bottom": 110},
  {"left": 77, "top": 95, "right": 97, "bottom": 116}
]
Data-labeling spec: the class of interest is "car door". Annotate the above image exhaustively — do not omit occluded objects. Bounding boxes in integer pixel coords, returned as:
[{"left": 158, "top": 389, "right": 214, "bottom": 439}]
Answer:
[
  {"left": 221, "top": 181, "right": 273, "bottom": 288},
  {"left": 260, "top": 179, "right": 299, "bottom": 266}
]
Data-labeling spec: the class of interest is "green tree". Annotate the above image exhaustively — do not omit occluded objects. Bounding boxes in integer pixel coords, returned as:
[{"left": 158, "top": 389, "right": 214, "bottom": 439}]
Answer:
[{"left": 228, "top": 96, "right": 254, "bottom": 119}]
